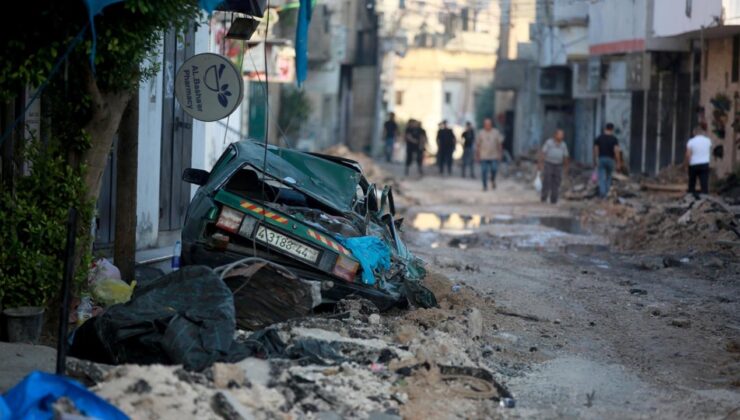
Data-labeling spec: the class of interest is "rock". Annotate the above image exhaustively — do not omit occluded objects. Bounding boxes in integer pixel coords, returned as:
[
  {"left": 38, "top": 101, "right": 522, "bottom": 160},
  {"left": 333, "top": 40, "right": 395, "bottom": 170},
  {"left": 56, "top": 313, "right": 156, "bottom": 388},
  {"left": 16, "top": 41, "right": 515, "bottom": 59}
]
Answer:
[
  {"left": 703, "top": 257, "right": 725, "bottom": 269},
  {"left": 368, "top": 313, "right": 381, "bottom": 325},
  {"left": 670, "top": 318, "right": 691, "bottom": 328},
  {"left": 211, "top": 363, "right": 246, "bottom": 389},
  {"left": 662, "top": 257, "right": 683, "bottom": 268},
  {"left": 637, "top": 257, "right": 662, "bottom": 270},
  {"left": 466, "top": 308, "right": 483, "bottom": 339},
  {"left": 677, "top": 209, "right": 692, "bottom": 225},
  {"left": 211, "top": 391, "right": 256, "bottom": 420},
  {"left": 126, "top": 379, "right": 152, "bottom": 394},
  {"left": 237, "top": 358, "right": 271, "bottom": 387}
]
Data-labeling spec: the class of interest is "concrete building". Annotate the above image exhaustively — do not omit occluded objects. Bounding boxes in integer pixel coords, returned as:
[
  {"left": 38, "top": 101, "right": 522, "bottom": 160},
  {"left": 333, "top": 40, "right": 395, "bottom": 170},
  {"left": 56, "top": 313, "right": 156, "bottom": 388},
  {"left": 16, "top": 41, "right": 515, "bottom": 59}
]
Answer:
[
  {"left": 376, "top": 0, "right": 502, "bottom": 156},
  {"left": 288, "top": 0, "right": 380, "bottom": 153},
  {"left": 96, "top": 15, "right": 243, "bottom": 255},
  {"left": 491, "top": 0, "right": 538, "bottom": 157},
  {"left": 652, "top": 0, "right": 740, "bottom": 176},
  {"left": 494, "top": 0, "right": 726, "bottom": 176}
]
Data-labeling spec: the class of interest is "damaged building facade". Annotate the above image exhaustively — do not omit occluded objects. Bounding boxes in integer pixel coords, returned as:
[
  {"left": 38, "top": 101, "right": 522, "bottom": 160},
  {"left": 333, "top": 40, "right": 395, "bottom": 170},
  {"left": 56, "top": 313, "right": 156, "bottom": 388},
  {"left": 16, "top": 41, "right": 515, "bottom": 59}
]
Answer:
[{"left": 494, "top": 0, "right": 740, "bottom": 177}]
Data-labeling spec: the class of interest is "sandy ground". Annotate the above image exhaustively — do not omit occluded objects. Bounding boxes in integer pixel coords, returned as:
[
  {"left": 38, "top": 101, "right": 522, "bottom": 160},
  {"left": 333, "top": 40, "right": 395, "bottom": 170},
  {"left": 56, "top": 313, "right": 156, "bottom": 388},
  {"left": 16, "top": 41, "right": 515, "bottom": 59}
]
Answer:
[{"left": 390, "top": 164, "right": 740, "bottom": 419}]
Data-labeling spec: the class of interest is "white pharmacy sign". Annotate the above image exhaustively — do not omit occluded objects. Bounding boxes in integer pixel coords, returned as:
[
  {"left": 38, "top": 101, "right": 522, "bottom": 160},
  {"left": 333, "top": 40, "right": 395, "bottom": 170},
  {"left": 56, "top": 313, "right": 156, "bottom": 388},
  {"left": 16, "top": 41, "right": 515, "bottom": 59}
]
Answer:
[{"left": 175, "top": 53, "right": 244, "bottom": 122}]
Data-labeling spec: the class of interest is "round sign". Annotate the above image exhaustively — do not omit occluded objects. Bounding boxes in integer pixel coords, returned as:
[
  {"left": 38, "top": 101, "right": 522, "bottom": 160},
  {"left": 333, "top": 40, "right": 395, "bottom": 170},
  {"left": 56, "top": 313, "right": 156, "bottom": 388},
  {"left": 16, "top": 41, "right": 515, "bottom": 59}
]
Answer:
[{"left": 174, "top": 53, "right": 244, "bottom": 122}]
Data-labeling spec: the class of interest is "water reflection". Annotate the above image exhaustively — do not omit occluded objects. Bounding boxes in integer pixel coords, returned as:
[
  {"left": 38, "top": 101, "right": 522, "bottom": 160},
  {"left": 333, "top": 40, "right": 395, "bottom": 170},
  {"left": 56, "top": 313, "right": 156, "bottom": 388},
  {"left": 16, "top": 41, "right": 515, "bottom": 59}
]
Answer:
[{"left": 411, "top": 213, "right": 585, "bottom": 235}]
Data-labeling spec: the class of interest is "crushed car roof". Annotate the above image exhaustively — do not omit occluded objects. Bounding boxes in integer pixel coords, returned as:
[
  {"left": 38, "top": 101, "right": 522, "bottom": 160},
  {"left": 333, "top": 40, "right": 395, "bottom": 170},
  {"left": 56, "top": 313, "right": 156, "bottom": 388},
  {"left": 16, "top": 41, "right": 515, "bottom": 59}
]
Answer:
[{"left": 232, "top": 141, "right": 363, "bottom": 213}]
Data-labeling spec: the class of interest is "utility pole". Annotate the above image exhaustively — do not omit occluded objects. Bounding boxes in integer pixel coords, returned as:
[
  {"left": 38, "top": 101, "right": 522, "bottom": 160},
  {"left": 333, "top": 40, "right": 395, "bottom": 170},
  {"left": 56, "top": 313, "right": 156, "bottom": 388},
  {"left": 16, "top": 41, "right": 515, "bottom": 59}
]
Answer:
[{"left": 114, "top": 90, "right": 138, "bottom": 281}]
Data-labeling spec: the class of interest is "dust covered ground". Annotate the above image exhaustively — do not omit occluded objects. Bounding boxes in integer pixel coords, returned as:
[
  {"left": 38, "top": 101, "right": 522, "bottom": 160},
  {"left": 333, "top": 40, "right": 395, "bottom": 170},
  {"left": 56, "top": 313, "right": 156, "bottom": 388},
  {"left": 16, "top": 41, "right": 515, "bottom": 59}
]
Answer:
[
  {"left": 45, "top": 155, "right": 739, "bottom": 419},
  {"left": 393, "top": 164, "right": 740, "bottom": 419}
]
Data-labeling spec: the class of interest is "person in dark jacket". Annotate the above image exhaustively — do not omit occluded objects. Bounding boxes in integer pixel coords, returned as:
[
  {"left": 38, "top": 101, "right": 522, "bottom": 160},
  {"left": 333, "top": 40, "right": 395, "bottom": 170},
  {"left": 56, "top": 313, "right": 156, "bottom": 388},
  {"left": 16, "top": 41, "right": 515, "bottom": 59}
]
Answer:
[
  {"left": 461, "top": 121, "right": 475, "bottom": 178},
  {"left": 405, "top": 119, "right": 425, "bottom": 176},
  {"left": 436, "top": 120, "right": 455, "bottom": 176}
]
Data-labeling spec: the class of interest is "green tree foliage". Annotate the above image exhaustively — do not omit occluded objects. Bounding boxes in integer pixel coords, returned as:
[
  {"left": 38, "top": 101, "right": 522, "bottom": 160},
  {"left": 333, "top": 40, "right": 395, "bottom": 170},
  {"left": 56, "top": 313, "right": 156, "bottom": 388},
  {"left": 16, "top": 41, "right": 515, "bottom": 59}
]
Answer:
[
  {"left": 0, "top": 1, "right": 203, "bottom": 308},
  {"left": 278, "top": 86, "right": 312, "bottom": 140},
  {"left": 474, "top": 81, "right": 495, "bottom": 128},
  {"left": 0, "top": 143, "right": 92, "bottom": 306}
]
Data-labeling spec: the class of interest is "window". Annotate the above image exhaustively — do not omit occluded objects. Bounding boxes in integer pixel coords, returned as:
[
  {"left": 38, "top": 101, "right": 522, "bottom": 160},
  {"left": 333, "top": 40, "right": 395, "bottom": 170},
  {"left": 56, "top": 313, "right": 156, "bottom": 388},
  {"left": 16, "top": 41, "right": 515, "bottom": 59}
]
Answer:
[
  {"left": 395, "top": 91, "right": 403, "bottom": 106},
  {"left": 444, "top": 91, "right": 452, "bottom": 104},
  {"left": 733, "top": 35, "right": 739, "bottom": 83}
]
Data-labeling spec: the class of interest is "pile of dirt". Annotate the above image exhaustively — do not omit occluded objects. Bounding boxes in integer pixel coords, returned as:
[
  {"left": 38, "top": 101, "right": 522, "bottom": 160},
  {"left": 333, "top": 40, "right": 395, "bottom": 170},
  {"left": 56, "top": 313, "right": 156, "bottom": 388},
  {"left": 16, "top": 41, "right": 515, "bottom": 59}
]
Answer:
[
  {"left": 69, "top": 271, "right": 511, "bottom": 419},
  {"left": 323, "top": 144, "right": 419, "bottom": 211},
  {"left": 323, "top": 144, "right": 388, "bottom": 183},
  {"left": 653, "top": 164, "right": 688, "bottom": 185},
  {"left": 613, "top": 196, "right": 740, "bottom": 254},
  {"left": 715, "top": 170, "right": 740, "bottom": 205}
]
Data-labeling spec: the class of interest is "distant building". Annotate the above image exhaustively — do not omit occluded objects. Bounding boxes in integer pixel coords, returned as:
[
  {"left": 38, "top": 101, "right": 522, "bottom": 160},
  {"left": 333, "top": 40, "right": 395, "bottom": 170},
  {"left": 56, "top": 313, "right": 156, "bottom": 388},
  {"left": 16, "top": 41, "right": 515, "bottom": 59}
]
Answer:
[{"left": 377, "top": 0, "right": 502, "bottom": 155}]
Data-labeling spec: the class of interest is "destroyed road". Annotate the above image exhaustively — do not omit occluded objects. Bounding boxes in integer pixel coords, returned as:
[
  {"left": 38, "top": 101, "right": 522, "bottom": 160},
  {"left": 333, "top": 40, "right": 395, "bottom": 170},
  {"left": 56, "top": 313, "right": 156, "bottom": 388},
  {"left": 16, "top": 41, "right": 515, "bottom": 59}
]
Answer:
[{"left": 397, "top": 169, "right": 740, "bottom": 418}]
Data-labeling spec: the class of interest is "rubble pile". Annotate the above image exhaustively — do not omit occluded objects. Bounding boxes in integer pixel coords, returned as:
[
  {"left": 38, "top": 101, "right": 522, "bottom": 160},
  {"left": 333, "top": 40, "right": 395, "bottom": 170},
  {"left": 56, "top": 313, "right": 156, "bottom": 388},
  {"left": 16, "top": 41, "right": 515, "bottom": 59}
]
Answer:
[
  {"left": 613, "top": 195, "right": 740, "bottom": 253},
  {"left": 323, "top": 145, "right": 389, "bottom": 183},
  {"left": 68, "top": 272, "right": 510, "bottom": 419},
  {"left": 652, "top": 164, "right": 688, "bottom": 185},
  {"left": 323, "top": 144, "right": 418, "bottom": 209}
]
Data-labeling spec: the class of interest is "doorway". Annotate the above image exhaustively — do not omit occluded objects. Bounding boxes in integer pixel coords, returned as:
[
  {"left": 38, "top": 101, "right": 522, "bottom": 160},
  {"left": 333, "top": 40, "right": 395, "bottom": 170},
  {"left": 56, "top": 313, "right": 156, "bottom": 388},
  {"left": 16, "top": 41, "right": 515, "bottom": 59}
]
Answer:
[{"left": 159, "top": 26, "right": 195, "bottom": 232}]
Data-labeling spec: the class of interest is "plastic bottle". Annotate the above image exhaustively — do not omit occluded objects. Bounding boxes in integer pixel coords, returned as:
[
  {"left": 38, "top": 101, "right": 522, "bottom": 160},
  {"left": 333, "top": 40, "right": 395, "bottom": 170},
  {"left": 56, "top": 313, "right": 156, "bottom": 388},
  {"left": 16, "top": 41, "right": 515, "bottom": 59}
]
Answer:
[
  {"left": 451, "top": 284, "right": 461, "bottom": 293},
  {"left": 172, "top": 241, "right": 182, "bottom": 271},
  {"left": 77, "top": 296, "right": 93, "bottom": 327}
]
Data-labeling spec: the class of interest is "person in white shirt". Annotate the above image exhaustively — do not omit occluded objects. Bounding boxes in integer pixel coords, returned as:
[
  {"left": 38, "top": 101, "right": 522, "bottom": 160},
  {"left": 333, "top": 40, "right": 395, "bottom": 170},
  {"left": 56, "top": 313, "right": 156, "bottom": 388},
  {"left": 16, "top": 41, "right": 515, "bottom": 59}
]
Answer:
[{"left": 684, "top": 126, "right": 712, "bottom": 199}]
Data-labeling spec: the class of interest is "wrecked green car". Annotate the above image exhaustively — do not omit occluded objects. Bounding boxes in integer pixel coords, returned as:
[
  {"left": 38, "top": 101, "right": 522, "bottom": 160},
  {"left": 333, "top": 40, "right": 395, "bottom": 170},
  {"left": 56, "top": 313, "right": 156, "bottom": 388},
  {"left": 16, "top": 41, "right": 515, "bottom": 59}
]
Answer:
[{"left": 181, "top": 140, "right": 433, "bottom": 311}]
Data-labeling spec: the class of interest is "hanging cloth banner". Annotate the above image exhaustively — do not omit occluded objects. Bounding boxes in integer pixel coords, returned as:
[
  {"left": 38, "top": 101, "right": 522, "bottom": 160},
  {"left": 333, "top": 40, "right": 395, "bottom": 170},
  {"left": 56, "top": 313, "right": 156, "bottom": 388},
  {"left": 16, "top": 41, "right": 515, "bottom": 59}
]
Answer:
[{"left": 294, "top": 0, "right": 313, "bottom": 87}]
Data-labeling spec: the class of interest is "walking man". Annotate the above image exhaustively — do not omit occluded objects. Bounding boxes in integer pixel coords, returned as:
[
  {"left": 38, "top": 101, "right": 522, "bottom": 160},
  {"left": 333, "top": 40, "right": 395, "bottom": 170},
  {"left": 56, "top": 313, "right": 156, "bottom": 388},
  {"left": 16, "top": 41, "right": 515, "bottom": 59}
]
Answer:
[
  {"left": 461, "top": 121, "right": 476, "bottom": 178},
  {"left": 404, "top": 119, "right": 424, "bottom": 176},
  {"left": 538, "top": 128, "right": 570, "bottom": 204},
  {"left": 685, "top": 126, "right": 712, "bottom": 199},
  {"left": 593, "top": 123, "right": 622, "bottom": 198},
  {"left": 436, "top": 120, "right": 455, "bottom": 175},
  {"left": 475, "top": 118, "right": 504, "bottom": 191}
]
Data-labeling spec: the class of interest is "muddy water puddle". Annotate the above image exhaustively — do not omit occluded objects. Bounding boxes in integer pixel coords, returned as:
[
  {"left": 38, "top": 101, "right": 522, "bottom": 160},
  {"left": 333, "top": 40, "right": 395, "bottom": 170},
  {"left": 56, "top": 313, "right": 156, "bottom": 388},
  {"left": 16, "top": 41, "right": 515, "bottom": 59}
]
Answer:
[{"left": 412, "top": 212, "right": 586, "bottom": 235}]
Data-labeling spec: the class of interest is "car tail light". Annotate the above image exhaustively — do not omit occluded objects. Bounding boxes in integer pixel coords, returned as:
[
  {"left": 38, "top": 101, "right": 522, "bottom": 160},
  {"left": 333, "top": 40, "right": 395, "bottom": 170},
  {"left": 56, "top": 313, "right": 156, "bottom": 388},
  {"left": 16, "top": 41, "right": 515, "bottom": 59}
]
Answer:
[
  {"left": 216, "top": 206, "right": 243, "bottom": 233},
  {"left": 332, "top": 255, "right": 359, "bottom": 282}
]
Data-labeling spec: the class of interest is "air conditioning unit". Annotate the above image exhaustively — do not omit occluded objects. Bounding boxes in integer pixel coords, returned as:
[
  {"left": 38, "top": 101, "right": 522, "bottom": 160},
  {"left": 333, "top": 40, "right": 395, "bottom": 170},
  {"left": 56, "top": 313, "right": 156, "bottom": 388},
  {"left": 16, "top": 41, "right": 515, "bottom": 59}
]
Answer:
[{"left": 538, "top": 67, "right": 571, "bottom": 96}]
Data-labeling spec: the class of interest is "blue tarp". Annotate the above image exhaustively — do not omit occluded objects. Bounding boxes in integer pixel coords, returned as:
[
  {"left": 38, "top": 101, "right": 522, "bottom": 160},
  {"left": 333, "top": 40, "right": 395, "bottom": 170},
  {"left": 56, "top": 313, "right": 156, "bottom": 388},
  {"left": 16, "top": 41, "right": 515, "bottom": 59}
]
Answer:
[
  {"left": 0, "top": 371, "right": 128, "bottom": 420},
  {"left": 339, "top": 236, "right": 391, "bottom": 285},
  {"left": 295, "top": 0, "right": 313, "bottom": 86}
]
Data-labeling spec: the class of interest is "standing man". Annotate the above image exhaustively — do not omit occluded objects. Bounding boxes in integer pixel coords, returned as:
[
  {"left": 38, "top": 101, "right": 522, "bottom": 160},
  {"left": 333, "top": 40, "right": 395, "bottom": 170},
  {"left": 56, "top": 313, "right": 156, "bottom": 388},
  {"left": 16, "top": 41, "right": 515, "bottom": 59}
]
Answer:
[
  {"left": 404, "top": 120, "right": 424, "bottom": 176},
  {"left": 593, "top": 123, "right": 623, "bottom": 198},
  {"left": 461, "top": 121, "right": 476, "bottom": 178},
  {"left": 538, "top": 128, "right": 570, "bottom": 204},
  {"left": 436, "top": 120, "right": 455, "bottom": 176},
  {"left": 475, "top": 118, "right": 504, "bottom": 191},
  {"left": 685, "top": 126, "right": 712, "bottom": 199},
  {"left": 383, "top": 112, "right": 399, "bottom": 163}
]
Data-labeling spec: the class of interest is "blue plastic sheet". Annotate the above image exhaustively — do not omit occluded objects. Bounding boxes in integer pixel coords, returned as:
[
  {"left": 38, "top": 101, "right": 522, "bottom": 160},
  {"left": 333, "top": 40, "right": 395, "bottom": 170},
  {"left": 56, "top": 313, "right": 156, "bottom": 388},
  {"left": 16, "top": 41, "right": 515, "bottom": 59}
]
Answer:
[
  {"left": 199, "top": 0, "right": 225, "bottom": 12},
  {"left": 295, "top": 0, "right": 313, "bottom": 86},
  {"left": 0, "top": 371, "right": 128, "bottom": 420},
  {"left": 339, "top": 236, "right": 391, "bottom": 285}
]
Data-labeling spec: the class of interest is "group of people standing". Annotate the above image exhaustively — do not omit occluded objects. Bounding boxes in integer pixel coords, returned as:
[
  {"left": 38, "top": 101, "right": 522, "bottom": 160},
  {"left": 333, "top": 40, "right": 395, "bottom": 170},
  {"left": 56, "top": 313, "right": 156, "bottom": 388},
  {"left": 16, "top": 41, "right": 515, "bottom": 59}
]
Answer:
[
  {"left": 386, "top": 112, "right": 714, "bottom": 204},
  {"left": 383, "top": 114, "right": 506, "bottom": 190}
]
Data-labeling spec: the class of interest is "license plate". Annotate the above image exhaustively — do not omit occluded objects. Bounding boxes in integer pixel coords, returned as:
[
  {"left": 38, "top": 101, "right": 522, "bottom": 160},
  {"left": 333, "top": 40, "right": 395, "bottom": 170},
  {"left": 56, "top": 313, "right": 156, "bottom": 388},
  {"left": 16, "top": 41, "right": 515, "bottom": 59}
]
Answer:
[{"left": 255, "top": 226, "right": 320, "bottom": 263}]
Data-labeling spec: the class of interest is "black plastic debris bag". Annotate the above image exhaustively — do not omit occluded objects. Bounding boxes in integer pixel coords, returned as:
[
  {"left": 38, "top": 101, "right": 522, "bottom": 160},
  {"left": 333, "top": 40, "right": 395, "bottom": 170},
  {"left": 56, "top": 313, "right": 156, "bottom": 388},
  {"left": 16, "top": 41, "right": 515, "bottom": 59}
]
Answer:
[{"left": 70, "top": 266, "right": 238, "bottom": 371}]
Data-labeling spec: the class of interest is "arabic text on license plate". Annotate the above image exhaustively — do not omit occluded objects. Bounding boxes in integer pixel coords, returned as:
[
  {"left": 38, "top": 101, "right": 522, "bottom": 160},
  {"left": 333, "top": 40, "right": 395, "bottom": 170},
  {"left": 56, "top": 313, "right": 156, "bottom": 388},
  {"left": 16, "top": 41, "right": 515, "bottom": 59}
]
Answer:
[{"left": 255, "top": 226, "right": 320, "bottom": 263}]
